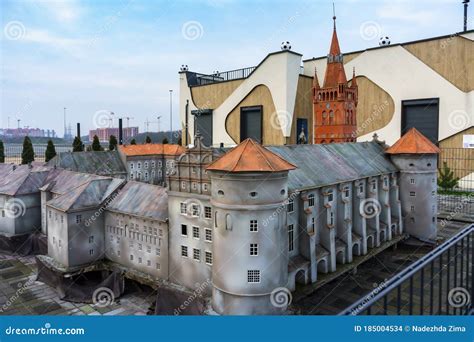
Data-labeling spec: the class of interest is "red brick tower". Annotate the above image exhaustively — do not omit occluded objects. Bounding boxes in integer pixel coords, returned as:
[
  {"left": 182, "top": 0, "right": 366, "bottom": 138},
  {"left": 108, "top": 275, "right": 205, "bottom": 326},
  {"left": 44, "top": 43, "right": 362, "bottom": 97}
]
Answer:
[{"left": 313, "top": 16, "right": 358, "bottom": 144}]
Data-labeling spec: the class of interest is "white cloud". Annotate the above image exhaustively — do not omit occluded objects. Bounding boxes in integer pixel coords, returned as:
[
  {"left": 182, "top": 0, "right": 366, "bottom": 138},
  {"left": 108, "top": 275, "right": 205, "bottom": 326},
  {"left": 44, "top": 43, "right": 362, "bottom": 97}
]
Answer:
[{"left": 37, "top": 0, "right": 82, "bottom": 23}]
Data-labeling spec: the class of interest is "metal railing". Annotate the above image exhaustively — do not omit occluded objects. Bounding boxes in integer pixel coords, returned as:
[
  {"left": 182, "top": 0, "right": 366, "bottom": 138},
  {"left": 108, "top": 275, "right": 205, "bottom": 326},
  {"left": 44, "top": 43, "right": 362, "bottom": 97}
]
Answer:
[
  {"left": 339, "top": 224, "right": 474, "bottom": 315},
  {"left": 191, "top": 66, "right": 257, "bottom": 86},
  {"left": 437, "top": 147, "right": 474, "bottom": 215}
]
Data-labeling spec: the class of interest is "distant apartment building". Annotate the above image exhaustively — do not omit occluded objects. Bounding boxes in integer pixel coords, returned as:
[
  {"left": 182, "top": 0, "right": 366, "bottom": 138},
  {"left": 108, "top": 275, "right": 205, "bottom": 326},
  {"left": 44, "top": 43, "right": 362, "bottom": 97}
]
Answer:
[
  {"left": 0, "top": 128, "right": 56, "bottom": 138},
  {"left": 89, "top": 127, "right": 139, "bottom": 142}
]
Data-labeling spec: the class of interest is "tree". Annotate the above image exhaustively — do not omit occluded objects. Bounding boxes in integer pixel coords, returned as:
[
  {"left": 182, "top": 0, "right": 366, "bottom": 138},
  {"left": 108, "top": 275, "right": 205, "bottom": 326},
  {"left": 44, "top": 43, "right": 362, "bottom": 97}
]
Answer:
[
  {"left": 21, "top": 136, "right": 35, "bottom": 165},
  {"left": 91, "top": 135, "right": 103, "bottom": 151},
  {"left": 72, "top": 136, "right": 84, "bottom": 152},
  {"left": 162, "top": 137, "right": 169, "bottom": 144},
  {"left": 45, "top": 139, "right": 57, "bottom": 162},
  {"left": 438, "top": 161, "right": 459, "bottom": 191},
  {"left": 130, "top": 138, "right": 137, "bottom": 145},
  {"left": 0, "top": 140, "right": 4, "bottom": 163},
  {"left": 109, "top": 135, "right": 118, "bottom": 151},
  {"left": 145, "top": 136, "right": 152, "bottom": 144}
]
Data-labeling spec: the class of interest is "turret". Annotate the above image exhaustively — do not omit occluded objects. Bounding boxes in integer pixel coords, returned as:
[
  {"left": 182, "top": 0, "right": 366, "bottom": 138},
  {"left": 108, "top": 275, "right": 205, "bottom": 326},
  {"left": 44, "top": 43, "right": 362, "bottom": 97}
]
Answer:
[
  {"left": 206, "top": 139, "right": 296, "bottom": 315},
  {"left": 386, "top": 128, "right": 440, "bottom": 242}
]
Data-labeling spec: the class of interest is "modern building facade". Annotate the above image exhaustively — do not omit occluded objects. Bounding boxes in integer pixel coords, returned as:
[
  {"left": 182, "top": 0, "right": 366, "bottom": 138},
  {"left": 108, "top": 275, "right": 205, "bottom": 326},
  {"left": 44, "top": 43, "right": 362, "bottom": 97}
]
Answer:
[{"left": 179, "top": 19, "right": 473, "bottom": 148}]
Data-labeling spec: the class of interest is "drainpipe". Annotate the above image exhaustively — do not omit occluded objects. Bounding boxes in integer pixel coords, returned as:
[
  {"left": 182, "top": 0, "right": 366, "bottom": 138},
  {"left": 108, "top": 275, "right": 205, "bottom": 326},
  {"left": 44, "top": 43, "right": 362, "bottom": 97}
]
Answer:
[{"left": 185, "top": 99, "right": 189, "bottom": 146}]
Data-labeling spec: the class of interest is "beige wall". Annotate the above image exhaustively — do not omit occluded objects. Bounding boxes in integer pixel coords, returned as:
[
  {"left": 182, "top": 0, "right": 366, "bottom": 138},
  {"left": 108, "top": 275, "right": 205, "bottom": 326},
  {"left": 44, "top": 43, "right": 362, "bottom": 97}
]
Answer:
[
  {"left": 288, "top": 75, "right": 314, "bottom": 144},
  {"left": 439, "top": 127, "right": 474, "bottom": 180},
  {"left": 225, "top": 85, "right": 285, "bottom": 145},
  {"left": 403, "top": 36, "right": 474, "bottom": 92},
  {"left": 191, "top": 79, "right": 244, "bottom": 109}
]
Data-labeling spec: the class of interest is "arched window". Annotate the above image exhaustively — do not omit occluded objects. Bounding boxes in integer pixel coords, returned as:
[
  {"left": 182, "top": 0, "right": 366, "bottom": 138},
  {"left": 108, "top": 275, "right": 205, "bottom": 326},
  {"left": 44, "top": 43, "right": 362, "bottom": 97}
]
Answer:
[
  {"left": 329, "top": 111, "right": 334, "bottom": 125},
  {"left": 322, "top": 111, "right": 327, "bottom": 125}
]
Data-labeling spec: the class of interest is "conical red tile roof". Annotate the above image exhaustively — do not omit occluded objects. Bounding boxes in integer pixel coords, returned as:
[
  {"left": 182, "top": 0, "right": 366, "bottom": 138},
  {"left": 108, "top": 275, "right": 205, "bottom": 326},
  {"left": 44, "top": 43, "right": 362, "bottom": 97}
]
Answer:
[
  {"left": 206, "top": 138, "right": 296, "bottom": 173},
  {"left": 386, "top": 128, "right": 440, "bottom": 154},
  {"left": 329, "top": 26, "right": 341, "bottom": 56}
]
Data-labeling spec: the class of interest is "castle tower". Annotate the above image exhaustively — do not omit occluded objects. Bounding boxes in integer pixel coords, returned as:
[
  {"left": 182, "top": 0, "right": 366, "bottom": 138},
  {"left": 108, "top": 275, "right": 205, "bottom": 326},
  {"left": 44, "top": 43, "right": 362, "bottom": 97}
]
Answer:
[
  {"left": 386, "top": 128, "right": 440, "bottom": 242},
  {"left": 313, "top": 16, "right": 358, "bottom": 144},
  {"left": 206, "top": 139, "right": 296, "bottom": 315}
]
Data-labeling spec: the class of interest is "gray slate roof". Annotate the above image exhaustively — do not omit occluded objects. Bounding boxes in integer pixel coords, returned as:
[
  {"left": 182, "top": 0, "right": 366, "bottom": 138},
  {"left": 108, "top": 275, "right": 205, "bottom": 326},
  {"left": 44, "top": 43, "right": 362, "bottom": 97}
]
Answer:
[
  {"left": 48, "top": 150, "right": 127, "bottom": 177},
  {"left": 0, "top": 164, "right": 51, "bottom": 196},
  {"left": 106, "top": 181, "right": 168, "bottom": 222},
  {"left": 47, "top": 178, "right": 125, "bottom": 212},
  {"left": 267, "top": 141, "right": 397, "bottom": 191},
  {"left": 40, "top": 169, "right": 110, "bottom": 196}
]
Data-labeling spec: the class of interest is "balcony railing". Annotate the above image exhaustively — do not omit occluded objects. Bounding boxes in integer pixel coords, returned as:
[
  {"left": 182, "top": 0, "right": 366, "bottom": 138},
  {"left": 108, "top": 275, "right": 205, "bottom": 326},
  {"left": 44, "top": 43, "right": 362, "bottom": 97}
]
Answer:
[
  {"left": 188, "top": 66, "right": 257, "bottom": 86},
  {"left": 339, "top": 223, "right": 474, "bottom": 315}
]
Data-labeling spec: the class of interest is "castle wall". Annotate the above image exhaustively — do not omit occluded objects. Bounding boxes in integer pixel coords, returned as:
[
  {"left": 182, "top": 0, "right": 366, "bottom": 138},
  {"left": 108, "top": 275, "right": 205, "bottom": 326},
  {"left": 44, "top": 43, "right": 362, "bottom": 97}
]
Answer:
[{"left": 104, "top": 211, "right": 169, "bottom": 279}]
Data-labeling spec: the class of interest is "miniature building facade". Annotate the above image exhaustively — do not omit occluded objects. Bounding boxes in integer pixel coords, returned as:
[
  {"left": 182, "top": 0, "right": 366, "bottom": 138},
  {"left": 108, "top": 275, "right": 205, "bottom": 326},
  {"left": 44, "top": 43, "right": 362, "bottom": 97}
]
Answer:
[{"left": 0, "top": 130, "right": 440, "bottom": 315}]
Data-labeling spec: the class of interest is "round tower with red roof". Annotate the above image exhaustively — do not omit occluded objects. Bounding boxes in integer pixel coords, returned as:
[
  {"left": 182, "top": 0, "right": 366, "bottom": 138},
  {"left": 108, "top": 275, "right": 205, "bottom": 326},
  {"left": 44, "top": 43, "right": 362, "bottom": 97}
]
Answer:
[
  {"left": 386, "top": 128, "right": 440, "bottom": 242},
  {"left": 206, "top": 138, "right": 296, "bottom": 315}
]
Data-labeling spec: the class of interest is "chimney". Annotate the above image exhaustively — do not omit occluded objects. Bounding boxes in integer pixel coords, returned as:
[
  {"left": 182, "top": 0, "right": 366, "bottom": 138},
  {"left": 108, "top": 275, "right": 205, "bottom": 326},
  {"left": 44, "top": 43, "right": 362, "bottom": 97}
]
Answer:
[{"left": 118, "top": 118, "right": 123, "bottom": 145}]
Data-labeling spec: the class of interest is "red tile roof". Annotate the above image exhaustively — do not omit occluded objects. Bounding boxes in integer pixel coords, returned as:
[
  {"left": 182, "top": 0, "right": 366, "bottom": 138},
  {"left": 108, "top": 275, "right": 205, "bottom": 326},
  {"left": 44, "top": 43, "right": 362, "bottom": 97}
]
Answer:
[
  {"left": 206, "top": 138, "right": 296, "bottom": 173},
  {"left": 119, "top": 144, "right": 185, "bottom": 156},
  {"left": 386, "top": 128, "right": 440, "bottom": 154}
]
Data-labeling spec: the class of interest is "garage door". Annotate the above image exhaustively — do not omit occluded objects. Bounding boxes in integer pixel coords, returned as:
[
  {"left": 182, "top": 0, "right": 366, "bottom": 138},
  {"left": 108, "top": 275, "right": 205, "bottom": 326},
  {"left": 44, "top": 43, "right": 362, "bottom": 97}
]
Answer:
[{"left": 401, "top": 98, "right": 439, "bottom": 144}]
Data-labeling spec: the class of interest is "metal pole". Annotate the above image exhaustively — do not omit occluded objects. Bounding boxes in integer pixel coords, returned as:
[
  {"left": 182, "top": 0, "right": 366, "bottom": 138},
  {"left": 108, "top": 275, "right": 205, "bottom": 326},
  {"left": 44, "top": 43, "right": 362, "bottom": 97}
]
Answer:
[
  {"left": 463, "top": 0, "right": 470, "bottom": 32},
  {"left": 169, "top": 90, "right": 173, "bottom": 143},
  {"left": 118, "top": 118, "right": 123, "bottom": 145},
  {"left": 64, "top": 107, "right": 67, "bottom": 139}
]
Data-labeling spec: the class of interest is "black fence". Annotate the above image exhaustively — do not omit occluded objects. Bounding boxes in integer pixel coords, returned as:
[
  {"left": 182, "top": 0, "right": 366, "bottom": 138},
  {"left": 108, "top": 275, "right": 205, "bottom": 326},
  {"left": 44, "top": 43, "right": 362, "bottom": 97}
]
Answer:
[
  {"left": 437, "top": 147, "right": 474, "bottom": 216},
  {"left": 339, "top": 224, "right": 473, "bottom": 315}
]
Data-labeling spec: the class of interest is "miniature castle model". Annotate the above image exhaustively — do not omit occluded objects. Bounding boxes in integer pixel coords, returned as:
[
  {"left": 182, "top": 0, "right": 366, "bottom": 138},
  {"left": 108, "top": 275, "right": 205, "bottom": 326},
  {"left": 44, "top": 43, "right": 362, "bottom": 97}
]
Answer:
[
  {"left": 0, "top": 129, "right": 440, "bottom": 315},
  {"left": 313, "top": 16, "right": 358, "bottom": 143}
]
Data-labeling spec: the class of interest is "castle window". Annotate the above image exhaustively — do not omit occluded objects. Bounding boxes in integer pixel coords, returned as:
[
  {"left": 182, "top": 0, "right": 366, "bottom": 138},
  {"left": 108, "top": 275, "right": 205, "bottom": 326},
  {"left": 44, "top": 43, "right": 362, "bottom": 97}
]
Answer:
[
  {"left": 151, "top": 161, "right": 155, "bottom": 168},
  {"left": 181, "top": 224, "right": 188, "bottom": 236},
  {"left": 89, "top": 236, "right": 94, "bottom": 244},
  {"left": 130, "top": 172, "right": 134, "bottom": 180},
  {"left": 308, "top": 194, "right": 315, "bottom": 207},
  {"left": 250, "top": 191, "right": 258, "bottom": 198},
  {"left": 191, "top": 204, "right": 200, "bottom": 217},
  {"left": 58, "top": 240, "right": 62, "bottom": 248},
  {"left": 137, "top": 162, "right": 141, "bottom": 169},
  {"left": 137, "top": 172, "right": 142, "bottom": 180},
  {"left": 89, "top": 249, "right": 94, "bottom": 255},
  {"left": 147, "top": 246, "right": 151, "bottom": 253},
  {"left": 327, "top": 191, "right": 334, "bottom": 202},
  {"left": 130, "top": 163, "right": 134, "bottom": 170},
  {"left": 343, "top": 187, "right": 350, "bottom": 198},
  {"left": 384, "top": 178, "right": 388, "bottom": 187},
  {"left": 409, "top": 163, "right": 414, "bottom": 167},
  {"left": 371, "top": 181, "right": 376, "bottom": 191},
  {"left": 218, "top": 190, "right": 224, "bottom": 196},
  {"left": 130, "top": 254, "right": 134, "bottom": 261},
  {"left": 193, "top": 248, "right": 201, "bottom": 261},
  {"left": 250, "top": 243, "right": 258, "bottom": 256},
  {"left": 410, "top": 178, "right": 415, "bottom": 184},
  {"left": 310, "top": 217, "right": 315, "bottom": 234},
  {"left": 181, "top": 245, "right": 188, "bottom": 258},
  {"left": 144, "top": 172, "right": 149, "bottom": 181},
  {"left": 411, "top": 206, "right": 415, "bottom": 212},
  {"left": 432, "top": 217, "right": 435, "bottom": 223},
  {"left": 205, "top": 228, "right": 212, "bottom": 242},
  {"left": 250, "top": 220, "right": 258, "bottom": 232},
  {"left": 158, "top": 161, "right": 162, "bottom": 167},
  {"left": 147, "top": 260, "right": 151, "bottom": 267},
  {"left": 48, "top": 210, "right": 51, "bottom": 219},
  {"left": 205, "top": 251, "right": 213, "bottom": 265},
  {"left": 204, "top": 206, "right": 212, "bottom": 219},
  {"left": 156, "top": 248, "right": 161, "bottom": 256},
  {"left": 358, "top": 183, "right": 364, "bottom": 194},
  {"left": 156, "top": 263, "right": 161, "bottom": 270},
  {"left": 180, "top": 202, "right": 187, "bottom": 214},
  {"left": 138, "top": 257, "right": 142, "bottom": 264},
  {"left": 158, "top": 170, "right": 162, "bottom": 177},
  {"left": 287, "top": 198, "right": 294, "bottom": 213},
  {"left": 280, "top": 189, "right": 286, "bottom": 195},
  {"left": 410, "top": 191, "right": 416, "bottom": 197},
  {"left": 76, "top": 215, "right": 82, "bottom": 224},
  {"left": 144, "top": 162, "right": 148, "bottom": 169},
  {"left": 288, "top": 224, "right": 294, "bottom": 252},
  {"left": 427, "top": 163, "right": 432, "bottom": 167},
  {"left": 329, "top": 211, "right": 334, "bottom": 226},
  {"left": 192, "top": 182, "right": 197, "bottom": 190},
  {"left": 181, "top": 181, "right": 186, "bottom": 190},
  {"left": 138, "top": 243, "right": 142, "bottom": 251},
  {"left": 247, "top": 270, "right": 260, "bottom": 283},
  {"left": 193, "top": 226, "right": 200, "bottom": 239}
]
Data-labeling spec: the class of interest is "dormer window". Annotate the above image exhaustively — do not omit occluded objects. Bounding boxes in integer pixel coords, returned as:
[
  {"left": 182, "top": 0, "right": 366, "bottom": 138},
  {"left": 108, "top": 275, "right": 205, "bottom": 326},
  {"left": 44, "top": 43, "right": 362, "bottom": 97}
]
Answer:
[
  {"left": 343, "top": 187, "right": 349, "bottom": 198},
  {"left": 327, "top": 191, "right": 334, "bottom": 202},
  {"left": 308, "top": 194, "right": 315, "bottom": 207}
]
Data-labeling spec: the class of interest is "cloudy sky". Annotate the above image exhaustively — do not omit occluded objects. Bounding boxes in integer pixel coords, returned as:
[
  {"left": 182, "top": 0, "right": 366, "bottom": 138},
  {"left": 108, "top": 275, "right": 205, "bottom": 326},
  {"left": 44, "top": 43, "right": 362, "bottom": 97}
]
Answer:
[{"left": 0, "top": 0, "right": 466, "bottom": 137}]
